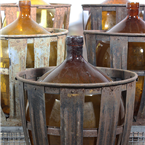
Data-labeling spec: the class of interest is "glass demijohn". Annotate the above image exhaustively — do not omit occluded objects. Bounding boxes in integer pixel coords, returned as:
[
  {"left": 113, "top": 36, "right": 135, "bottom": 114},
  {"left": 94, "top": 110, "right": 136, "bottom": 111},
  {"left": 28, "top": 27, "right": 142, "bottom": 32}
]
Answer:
[
  {"left": 0, "top": 0, "right": 49, "bottom": 116},
  {"left": 96, "top": 2, "right": 145, "bottom": 116},
  {"left": 26, "top": 36, "right": 125, "bottom": 145}
]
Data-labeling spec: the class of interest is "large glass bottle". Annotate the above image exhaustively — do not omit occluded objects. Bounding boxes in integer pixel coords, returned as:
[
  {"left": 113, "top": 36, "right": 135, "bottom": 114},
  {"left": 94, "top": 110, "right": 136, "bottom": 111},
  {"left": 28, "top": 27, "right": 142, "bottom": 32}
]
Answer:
[
  {"left": 85, "top": 0, "right": 129, "bottom": 30},
  {"left": 96, "top": 2, "right": 145, "bottom": 116},
  {"left": 27, "top": 36, "right": 125, "bottom": 145},
  {"left": 0, "top": 0, "right": 49, "bottom": 116}
]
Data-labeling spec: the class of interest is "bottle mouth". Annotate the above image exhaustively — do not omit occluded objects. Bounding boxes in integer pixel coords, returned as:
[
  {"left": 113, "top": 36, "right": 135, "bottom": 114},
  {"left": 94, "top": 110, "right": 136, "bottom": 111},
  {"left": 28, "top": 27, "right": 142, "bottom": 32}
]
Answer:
[
  {"left": 19, "top": 0, "right": 31, "bottom": 7},
  {"left": 66, "top": 36, "right": 83, "bottom": 45},
  {"left": 126, "top": 2, "right": 139, "bottom": 9}
]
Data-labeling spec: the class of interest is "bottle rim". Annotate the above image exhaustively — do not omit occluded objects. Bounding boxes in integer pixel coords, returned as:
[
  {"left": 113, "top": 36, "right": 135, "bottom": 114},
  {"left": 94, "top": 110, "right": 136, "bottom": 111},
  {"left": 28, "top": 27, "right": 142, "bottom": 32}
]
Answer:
[
  {"left": 126, "top": 2, "right": 139, "bottom": 9},
  {"left": 66, "top": 36, "right": 83, "bottom": 45}
]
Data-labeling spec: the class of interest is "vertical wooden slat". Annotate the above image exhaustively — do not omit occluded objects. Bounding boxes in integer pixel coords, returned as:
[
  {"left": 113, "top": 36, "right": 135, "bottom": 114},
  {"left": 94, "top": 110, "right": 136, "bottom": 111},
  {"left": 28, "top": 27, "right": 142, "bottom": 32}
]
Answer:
[
  {"left": 137, "top": 75, "right": 145, "bottom": 120},
  {"left": 97, "top": 86, "right": 121, "bottom": 145},
  {"left": 19, "top": 82, "right": 30, "bottom": 145},
  {"left": 143, "top": 7, "right": 145, "bottom": 21},
  {"left": 31, "top": 7, "right": 36, "bottom": 21},
  {"left": 27, "top": 84, "right": 48, "bottom": 145},
  {"left": 57, "top": 35, "right": 66, "bottom": 66},
  {"left": 5, "top": 7, "right": 17, "bottom": 25},
  {"left": 65, "top": 6, "right": 71, "bottom": 29},
  {"left": 60, "top": 89, "right": 84, "bottom": 145},
  {"left": 53, "top": 8, "right": 66, "bottom": 29},
  {"left": 121, "top": 82, "right": 136, "bottom": 145},
  {"left": 85, "top": 34, "right": 96, "bottom": 66},
  {"left": 0, "top": 9, "right": 2, "bottom": 28},
  {"left": 110, "top": 36, "right": 128, "bottom": 69},
  {"left": 8, "top": 39, "right": 27, "bottom": 118},
  {"left": 116, "top": 7, "right": 127, "bottom": 24},
  {"left": 90, "top": 7, "right": 102, "bottom": 30},
  {"left": 1, "top": 106, "right": 6, "bottom": 122},
  {"left": 34, "top": 37, "right": 50, "bottom": 68}
]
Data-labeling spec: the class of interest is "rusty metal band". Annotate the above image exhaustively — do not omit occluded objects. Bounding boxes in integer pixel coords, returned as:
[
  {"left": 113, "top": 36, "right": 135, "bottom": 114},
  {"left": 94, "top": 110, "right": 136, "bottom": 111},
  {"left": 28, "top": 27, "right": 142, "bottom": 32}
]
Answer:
[{"left": 27, "top": 122, "right": 123, "bottom": 137}]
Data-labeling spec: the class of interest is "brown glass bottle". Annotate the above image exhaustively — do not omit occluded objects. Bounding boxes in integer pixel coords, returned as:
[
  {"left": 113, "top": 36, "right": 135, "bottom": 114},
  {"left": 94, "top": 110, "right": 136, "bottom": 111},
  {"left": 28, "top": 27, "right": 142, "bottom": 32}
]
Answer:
[
  {"left": 0, "top": 0, "right": 49, "bottom": 115},
  {"left": 27, "top": 36, "right": 124, "bottom": 145},
  {"left": 96, "top": 2, "right": 145, "bottom": 116},
  {"left": 85, "top": 0, "right": 129, "bottom": 30}
]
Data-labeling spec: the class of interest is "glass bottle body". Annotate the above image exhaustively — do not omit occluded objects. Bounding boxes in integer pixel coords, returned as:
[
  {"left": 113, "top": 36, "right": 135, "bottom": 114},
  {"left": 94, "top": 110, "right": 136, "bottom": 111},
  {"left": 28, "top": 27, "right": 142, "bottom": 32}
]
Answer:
[
  {"left": 26, "top": 36, "right": 124, "bottom": 145},
  {"left": 96, "top": 2, "right": 145, "bottom": 116},
  {"left": 0, "top": 0, "right": 50, "bottom": 115}
]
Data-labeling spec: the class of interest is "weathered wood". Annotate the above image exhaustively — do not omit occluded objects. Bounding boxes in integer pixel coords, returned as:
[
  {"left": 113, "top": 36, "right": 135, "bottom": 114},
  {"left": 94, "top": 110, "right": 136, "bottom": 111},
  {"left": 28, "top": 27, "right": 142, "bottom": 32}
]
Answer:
[
  {"left": 34, "top": 37, "right": 51, "bottom": 68},
  {"left": 57, "top": 35, "right": 66, "bottom": 66},
  {"left": 90, "top": 7, "right": 102, "bottom": 30},
  {"left": 5, "top": 7, "right": 17, "bottom": 26},
  {"left": 121, "top": 82, "right": 136, "bottom": 145},
  {"left": 27, "top": 84, "right": 48, "bottom": 145},
  {"left": 97, "top": 86, "right": 122, "bottom": 145},
  {"left": 137, "top": 76, "right": 145, "bottom": 120},
  {"left": 60, "top": 88, "right": 84, "bottom": 145},
  {"left": 19, "top": 81, "right": 30, "bottom": 145},
  {"left": 65, "top": 7, "right": 71, "bottom": 29},
  {"left": 110, "top": 36, "right": 128, "bottom": 69},
  {"left": 85, "top": 34, "right": 96, "bottom": 66},
  {"left": 31, "top": 7, "right": 36, "bottom": 21},
  {"left": 8, "top": 39, "right": 27, "bottom": 118},
  {"left": 116, "top": 7, "right": 127, "bottom": 24},
  {"left": 53, "top": 8, "right": 66, "bottom": 29}
]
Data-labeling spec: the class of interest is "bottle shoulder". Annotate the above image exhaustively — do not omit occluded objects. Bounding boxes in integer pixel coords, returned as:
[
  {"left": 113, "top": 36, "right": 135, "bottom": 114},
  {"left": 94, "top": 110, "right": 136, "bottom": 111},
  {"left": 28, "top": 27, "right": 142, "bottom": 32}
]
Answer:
[
  {"left": 0, "top": 17, "right": 49, "bottom": 35},
  {"left": 40, "top": 59, "right": 111, "bottom": 83},
  {"left": 108, "top": 16, "right": 145, "bottom": 33}
]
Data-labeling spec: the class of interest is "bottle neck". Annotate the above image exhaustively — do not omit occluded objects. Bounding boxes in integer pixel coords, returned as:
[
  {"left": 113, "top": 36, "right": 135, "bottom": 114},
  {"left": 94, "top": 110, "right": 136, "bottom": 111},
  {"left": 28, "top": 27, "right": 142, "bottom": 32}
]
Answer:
[
  {"left": 67, "top": 45, "right": 83, "bottom": 60},
  {"left": 127, "top": 8, "right": 139, "bottom": 18},
  {"left": 18, "top": 1, "right": 31, "bottom": 18}
]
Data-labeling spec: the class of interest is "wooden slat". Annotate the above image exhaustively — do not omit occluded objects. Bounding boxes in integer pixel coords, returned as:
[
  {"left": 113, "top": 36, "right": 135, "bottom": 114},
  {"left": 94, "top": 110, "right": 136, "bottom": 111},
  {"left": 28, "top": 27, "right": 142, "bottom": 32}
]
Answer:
[
  {"left": 60, "top": 89, "right": 84, "bottom": 145},
  {"left": 34, "top": 37, "right": 51, "bottom": 68},
  {"left": 19, "top": 81, "right": 30, "bottom": 145},
  {"left": 137, "top": 76, "right": 145, "bottom": 120},
  {"left": 110, "top": 36, "right": 128, "bottom": 69},
  {"left": 53, "top": 8, "right": 66, "bottom": 29},
  {"left": 0, "top": 10, "right": 2, "bottom": 28},
  {"left": 97, "top": 86, "right": 121, "bottom": 145},
  {"left": 57, "top": 35, "right": 66, "bottom": 66},
  {"left": 116, "top": 7, "right": 127, "bottom": 24},
  {"left": 85, "top": 34, "right": 96, "bottom": 66},
  {"left": 8, "top": 39, "right": 27, "bottom": 118},
  {"left": 65, "top": 7, "right": 71, "bottom": 29},
  {"left": 90, "top": 7, "right": 102, "bottom": 30},
  {"left": 1, "top": 106, "right": 6, "bottom": 121},
  {"left": 0, "top": 68, "right": 9, "bottom": 75},
  {"left": 143, "top": 7, "right": 145, "bottom": 21},
  {"left": 27, "top": 84, "right": 48, "bottom": 145},
  {"left": 121, "top": 82, "right": 136, "bottom": 145},
  {"left": 5, "top": 7, "right": 17, "bottom": 25},
  {"left": 31, "top": 7, "right": 36, "bottom": 21}
]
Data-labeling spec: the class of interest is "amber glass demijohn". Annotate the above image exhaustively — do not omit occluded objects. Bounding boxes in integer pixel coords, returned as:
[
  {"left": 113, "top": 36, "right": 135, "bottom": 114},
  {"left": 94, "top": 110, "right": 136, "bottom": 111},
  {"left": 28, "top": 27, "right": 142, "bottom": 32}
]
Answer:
[
  {"left": 96, "top": 2, "right": 145, "bottom": 116},
  {"left": 1, "top": 0, "right": 54, "bottom": 28},
  {"left": 0, "top": 0, "right": 49, "bottom": 116},
  {"left": 26, "top": 36, "right": 125, "bottom": 145},
  {"left": 85, "top": 0, "right": 129, "bottom": 30}
]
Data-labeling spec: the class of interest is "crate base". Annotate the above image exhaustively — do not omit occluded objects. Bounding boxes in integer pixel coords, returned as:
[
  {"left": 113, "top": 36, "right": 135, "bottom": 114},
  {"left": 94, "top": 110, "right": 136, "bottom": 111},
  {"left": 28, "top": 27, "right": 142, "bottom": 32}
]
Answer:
[{"left": 1, "top": 126, "right": 145, "bottom": 145}]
